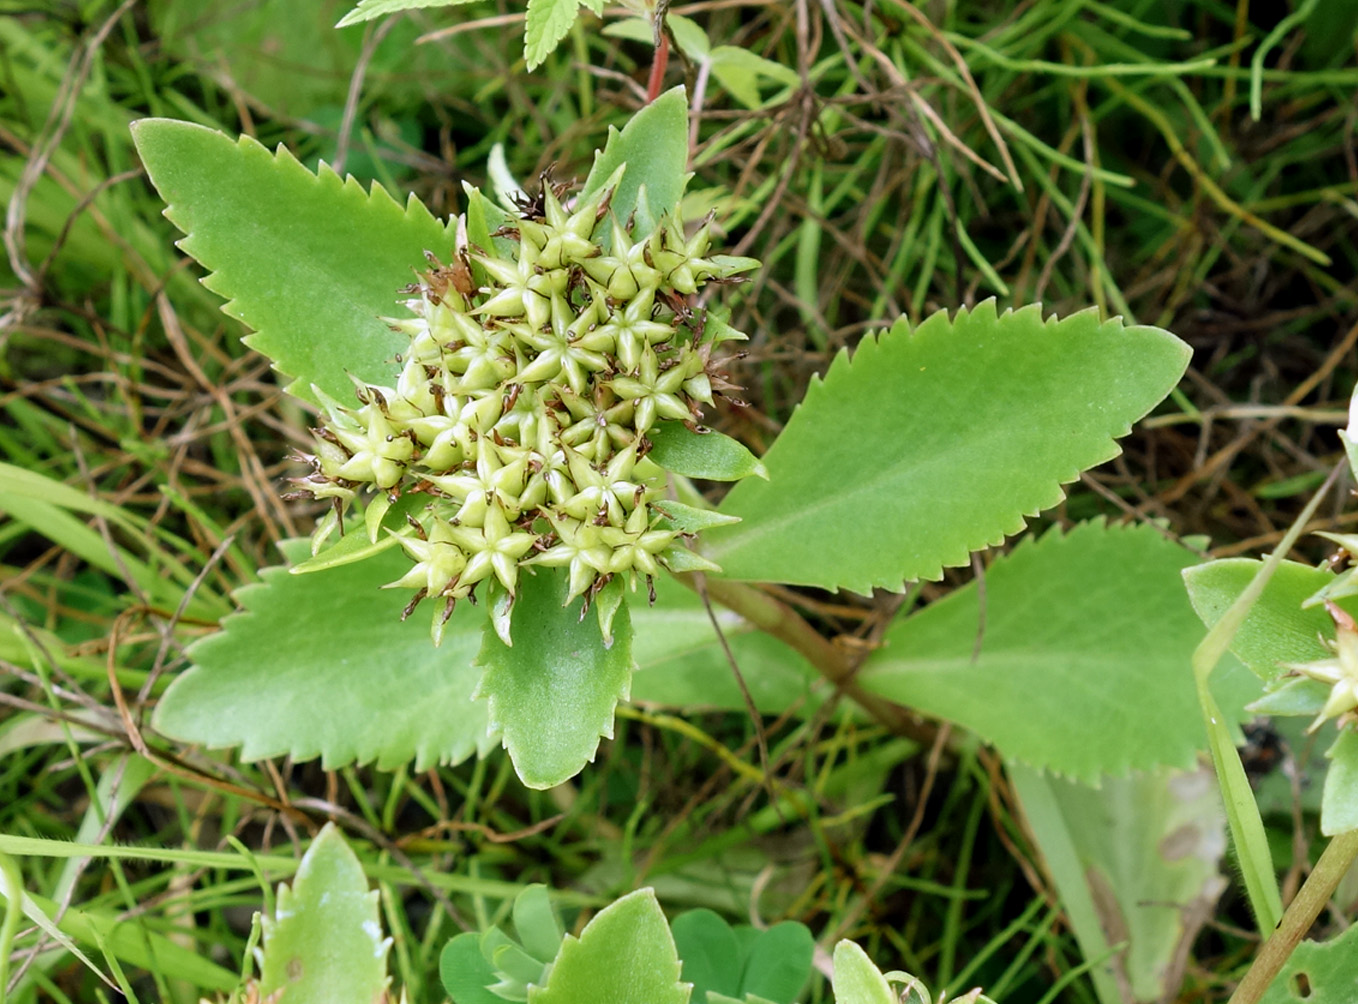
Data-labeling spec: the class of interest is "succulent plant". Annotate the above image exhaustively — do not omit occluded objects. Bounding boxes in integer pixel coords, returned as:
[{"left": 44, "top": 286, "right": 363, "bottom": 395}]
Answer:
[{"left": 288, "top": 169, "right": 757, "bottom": 641}]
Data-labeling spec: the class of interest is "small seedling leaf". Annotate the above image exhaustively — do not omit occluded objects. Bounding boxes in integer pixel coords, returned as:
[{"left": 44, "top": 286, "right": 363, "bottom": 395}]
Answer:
[
  {"left": 512, "top": 885, "right": 564, "bottom": 965},
  {"left": 672, "top": 909, "right": 743, "bottom": 1001},
  {"left": 740, "top": 922, "right": 814, "bottom": 1003},
  {"left": 831, "top": 941, "right": 896, "bottom": 1004},
  {"left": 259, "top": 824, "right": 389, "bottom": 1004},
  {"left": 441, "top": 933, "right": 502, "bottom": 1004}
]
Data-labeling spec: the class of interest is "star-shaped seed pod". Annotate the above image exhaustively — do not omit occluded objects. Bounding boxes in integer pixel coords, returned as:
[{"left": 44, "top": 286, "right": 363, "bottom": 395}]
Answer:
[{"left": 289, "top": 173, "right": 757, "bottom": 642}]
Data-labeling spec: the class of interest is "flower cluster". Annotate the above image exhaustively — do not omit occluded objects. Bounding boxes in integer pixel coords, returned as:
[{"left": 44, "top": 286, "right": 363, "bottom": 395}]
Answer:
[{"left": 289, "top": 171, "right": 756, "bottom": 639}]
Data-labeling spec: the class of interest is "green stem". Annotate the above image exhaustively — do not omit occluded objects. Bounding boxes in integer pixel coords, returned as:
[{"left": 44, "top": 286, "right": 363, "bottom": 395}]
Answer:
[
  {"left": 678, "top": 574, "right": 936, "bottom": 743},
  {"left": 1228, "top": 829, "right": 1358, "bottom": 1003}
]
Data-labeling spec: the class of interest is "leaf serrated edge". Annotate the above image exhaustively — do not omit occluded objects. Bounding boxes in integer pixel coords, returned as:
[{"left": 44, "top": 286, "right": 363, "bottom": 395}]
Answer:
[
  {"left": 866, "top": 520, "right": 1207, "bottom": 781},
  {"left": 162, "top": 547, "right": 488, "bottom": 774},
  {"left": 134, "top": 119, "right": 455, "bottom": 399},
  {"left": 711, "top": 299, "right": 1186, "bottom": 592}
]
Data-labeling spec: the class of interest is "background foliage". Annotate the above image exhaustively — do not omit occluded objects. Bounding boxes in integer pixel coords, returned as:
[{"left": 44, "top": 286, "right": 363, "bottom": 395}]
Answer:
[{"left": 2, "top": 0, "right": 1358, "bottom": 1001}]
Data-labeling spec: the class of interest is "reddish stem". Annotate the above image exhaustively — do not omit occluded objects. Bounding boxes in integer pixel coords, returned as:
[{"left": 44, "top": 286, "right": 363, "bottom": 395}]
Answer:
[{"left": 646, "top": 30, "right": 669, "bottom": 103}]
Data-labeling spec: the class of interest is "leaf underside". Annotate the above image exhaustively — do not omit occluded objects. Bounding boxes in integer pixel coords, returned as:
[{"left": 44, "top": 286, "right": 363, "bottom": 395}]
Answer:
[
  {"left": 153, "top": 540, "right": 492, "bottom": 771},
  {"left": 336, "top": 0, "right": 474, "bottom": 29},
  {"left": 131, "top": 118, "right": 456, "bottom": 405},
  {"left": 1013, "top": 766, "right": 1227, "bottom": 1003},
  {"left": 476, "top": 567, "right": 635, "bottom": 789},
  {"left": 260, "top": 823, "right": 388, "bottom": 1004},
  {"left": 857, "top": 521, "right": 1258, "bottom": 780},
  {"left": 704, "top": 301, "right": 1191, "bottom": 592}
]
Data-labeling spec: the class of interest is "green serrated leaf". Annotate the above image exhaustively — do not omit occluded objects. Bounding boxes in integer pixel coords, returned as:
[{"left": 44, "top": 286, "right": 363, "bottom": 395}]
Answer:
[
  {"left": 831, "top": 941, "right": 896, "bottom": 1004},
  {"left": 529, "top": 889, "right": 688, "bottom": 1004},
  {"left": 1322, "top": 728, "right": 1358, "bottom": 836},
  {"left": 857, "top": 521, "right": 1258, "bottom": 779},
  {"left": 441, "top": 932, "right": 503, "bottom": 1004},
  {"left": 476, "top": 568, "right": 634, "bottom": 789},
  {"left": 131, "top": 118, "right": 456, "bottom": 405},
  {"left": 336, "top": 0, "right": 476, "bottom": 28},
  {"left": 581, "top": 87, "right": 689, "bottom": 235},
  {"left": 672, "top": 909, "right": 742, "bottom": 1001},
  {"left": 259, "top": 823, "right": 388, "bottom": 1004},
  {"left": 154, "top": 539, "right": 492, "bottom": 771},
  {"left": 648, "top": 422, "right": 767, "bottom": 482},
  {"left": 629, "top": 574, "right": 822, "bottom": 714},
  {"left": 704, "top": 301, "right": 1191, "bottom": 592},
  {"left": 1259, "top": 918, "right": 1358, "bottom": 1002},
  {"left": 1183, "top": 558, "right": 1346, "bottom": 680},
  {"left": 525, "top": 0, "right": 584, "bottom": 70}
]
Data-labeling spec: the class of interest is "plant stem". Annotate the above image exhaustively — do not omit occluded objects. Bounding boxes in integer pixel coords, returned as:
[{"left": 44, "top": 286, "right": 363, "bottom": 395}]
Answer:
[
  {"left": 678, "top": 574, "right": 937, "bottom": 744},
  {"left": 646, "top": 28, "right": 669, "bottom": 103},
  {"left": 1227, "top": 828, "right": 1358, "bottom": 1003}
]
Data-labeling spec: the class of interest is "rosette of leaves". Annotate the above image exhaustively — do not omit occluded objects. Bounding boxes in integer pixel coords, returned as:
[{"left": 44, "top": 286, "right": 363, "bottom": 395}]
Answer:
[
  {"left": 135, "top": 90, "right": 767, "bottom": 789},
  {"left": 441, "top": 888, "right": 994, "bottom": 1004},
  {"left": 135, "top": 84, "right": 1198, "bottom": 795},
  {"left": 440, "top": 885, "right": 564, "bottom": 1004}
]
